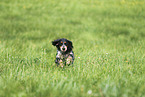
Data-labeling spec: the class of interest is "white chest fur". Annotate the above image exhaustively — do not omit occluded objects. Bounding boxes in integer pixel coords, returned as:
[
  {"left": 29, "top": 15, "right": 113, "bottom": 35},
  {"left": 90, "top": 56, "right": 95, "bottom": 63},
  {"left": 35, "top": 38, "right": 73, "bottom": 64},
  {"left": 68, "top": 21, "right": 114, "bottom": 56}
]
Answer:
[{"left": 56, "top": 50, "right": 73, "bottom": 59}]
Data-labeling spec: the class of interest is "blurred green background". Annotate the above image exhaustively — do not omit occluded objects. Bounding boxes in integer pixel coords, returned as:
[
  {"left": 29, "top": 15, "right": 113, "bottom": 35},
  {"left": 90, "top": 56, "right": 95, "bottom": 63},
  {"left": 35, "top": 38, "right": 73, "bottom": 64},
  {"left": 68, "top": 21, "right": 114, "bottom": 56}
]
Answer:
[{"left": 0, "top": 0, "right": 145, "bottom": 97}]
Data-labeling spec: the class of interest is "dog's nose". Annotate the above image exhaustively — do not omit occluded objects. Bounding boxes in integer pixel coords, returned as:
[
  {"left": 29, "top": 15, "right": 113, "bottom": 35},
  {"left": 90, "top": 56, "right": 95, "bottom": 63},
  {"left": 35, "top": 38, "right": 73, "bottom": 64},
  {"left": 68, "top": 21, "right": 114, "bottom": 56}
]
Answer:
[{"left": 62, "top": 48, "right": 65, "bottom": 50}]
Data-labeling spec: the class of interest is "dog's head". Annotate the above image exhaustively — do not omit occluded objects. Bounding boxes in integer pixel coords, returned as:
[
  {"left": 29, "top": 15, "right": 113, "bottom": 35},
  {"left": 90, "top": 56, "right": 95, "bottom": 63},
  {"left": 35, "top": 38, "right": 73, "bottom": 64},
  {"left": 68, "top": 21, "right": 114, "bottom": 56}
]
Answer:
[{"left": 52, "top": 38, "right": 73, "bottom": 53}]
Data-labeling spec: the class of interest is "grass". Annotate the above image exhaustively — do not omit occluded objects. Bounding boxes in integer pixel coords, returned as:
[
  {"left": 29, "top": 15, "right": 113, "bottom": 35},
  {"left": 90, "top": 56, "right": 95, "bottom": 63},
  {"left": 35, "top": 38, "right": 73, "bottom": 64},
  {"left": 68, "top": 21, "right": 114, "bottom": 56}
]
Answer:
[{"left": 0, "top": 0, "right": 145, "bottom": 97}]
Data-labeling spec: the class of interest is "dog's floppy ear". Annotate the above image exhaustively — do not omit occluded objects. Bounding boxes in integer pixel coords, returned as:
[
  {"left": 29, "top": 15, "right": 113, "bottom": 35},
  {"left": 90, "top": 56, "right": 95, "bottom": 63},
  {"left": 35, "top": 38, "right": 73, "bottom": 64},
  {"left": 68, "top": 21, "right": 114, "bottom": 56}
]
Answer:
[
  {"left": 52, "top": 39, "right": 61, "bottom": 46},
  {"left": 67, "top": 40, "right": 73, "bottom": 48}
]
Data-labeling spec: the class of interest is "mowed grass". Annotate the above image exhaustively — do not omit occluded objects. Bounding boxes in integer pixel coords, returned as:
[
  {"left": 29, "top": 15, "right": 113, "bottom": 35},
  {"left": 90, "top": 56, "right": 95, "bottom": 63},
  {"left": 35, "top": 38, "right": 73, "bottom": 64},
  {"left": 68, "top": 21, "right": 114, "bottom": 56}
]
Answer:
[{"left": 0, "top": 0, "right": 145, "bottom": 97}]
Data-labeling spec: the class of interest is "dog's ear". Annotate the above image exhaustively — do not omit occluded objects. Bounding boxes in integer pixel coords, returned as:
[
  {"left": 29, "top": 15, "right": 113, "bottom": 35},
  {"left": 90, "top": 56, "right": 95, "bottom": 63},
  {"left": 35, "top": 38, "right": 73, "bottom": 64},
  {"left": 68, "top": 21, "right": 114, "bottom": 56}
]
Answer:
[
  {"left": 52, "top": 39, "right": 61, "bottom": 46},
  {"left": 67, "top": 40, "right": 73, "bottom": 48}
]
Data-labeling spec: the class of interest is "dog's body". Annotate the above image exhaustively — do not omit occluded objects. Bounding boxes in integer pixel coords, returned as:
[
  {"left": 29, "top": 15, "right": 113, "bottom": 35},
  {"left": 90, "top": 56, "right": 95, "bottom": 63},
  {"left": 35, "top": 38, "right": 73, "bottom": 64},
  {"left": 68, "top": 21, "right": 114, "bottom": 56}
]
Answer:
[{"left": 52, "top": 38, "right": 74, "bottom": 67}]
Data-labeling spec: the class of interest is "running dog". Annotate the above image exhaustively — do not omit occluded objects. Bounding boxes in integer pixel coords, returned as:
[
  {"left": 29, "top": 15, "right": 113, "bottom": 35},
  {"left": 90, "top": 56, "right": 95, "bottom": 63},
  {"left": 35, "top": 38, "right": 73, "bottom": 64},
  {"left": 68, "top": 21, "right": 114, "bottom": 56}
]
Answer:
[{"left": 52, "top": 38, "right": 74, "bottom": 67}]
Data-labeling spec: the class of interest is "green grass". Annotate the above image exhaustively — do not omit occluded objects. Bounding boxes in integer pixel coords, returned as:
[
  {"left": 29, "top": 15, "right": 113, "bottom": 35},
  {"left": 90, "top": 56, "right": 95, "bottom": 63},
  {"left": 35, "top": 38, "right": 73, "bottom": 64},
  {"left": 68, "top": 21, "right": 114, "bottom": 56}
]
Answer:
[{"left": 0, "top": 0, "right": 145, "bottom": 97}]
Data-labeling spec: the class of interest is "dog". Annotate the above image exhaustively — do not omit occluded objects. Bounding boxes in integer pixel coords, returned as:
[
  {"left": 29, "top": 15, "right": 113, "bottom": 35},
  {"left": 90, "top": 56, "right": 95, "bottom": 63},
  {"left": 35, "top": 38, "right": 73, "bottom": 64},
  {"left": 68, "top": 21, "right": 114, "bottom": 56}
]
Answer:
[{"left": 52, "top": 38, "right": 74, "bottom": 67}]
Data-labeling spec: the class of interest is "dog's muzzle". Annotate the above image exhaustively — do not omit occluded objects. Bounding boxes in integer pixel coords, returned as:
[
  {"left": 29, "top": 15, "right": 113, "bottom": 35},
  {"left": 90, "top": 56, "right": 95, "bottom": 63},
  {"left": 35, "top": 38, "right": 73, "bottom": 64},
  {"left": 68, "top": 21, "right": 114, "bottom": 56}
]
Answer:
[{"left": 60, "top": 46, "right": 67, "bottom": 52}]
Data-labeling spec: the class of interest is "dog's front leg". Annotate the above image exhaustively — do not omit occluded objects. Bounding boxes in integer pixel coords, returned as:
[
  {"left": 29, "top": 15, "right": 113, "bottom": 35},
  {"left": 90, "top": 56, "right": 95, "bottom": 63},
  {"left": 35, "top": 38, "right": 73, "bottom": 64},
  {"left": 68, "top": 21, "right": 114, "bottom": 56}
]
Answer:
[
  {"left": 59, "top": 59, "right": 64, "bottom": 67},
  {"left": 55, "top": 58, "right": 64, "bottom": 67},
  {"left": 66, "top": 56, "right": 73, "bottom": 66},
  {"left": 55, "top": 58, "right": 60, "bottom": 66}
]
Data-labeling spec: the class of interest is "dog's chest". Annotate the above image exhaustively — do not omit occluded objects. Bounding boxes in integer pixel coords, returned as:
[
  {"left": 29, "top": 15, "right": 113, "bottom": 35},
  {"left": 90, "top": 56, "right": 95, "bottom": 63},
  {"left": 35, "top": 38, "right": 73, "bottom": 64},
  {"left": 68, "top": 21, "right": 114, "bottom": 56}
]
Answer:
[{"left": 56, "top": 51, "right": 72, "bottom": 59}]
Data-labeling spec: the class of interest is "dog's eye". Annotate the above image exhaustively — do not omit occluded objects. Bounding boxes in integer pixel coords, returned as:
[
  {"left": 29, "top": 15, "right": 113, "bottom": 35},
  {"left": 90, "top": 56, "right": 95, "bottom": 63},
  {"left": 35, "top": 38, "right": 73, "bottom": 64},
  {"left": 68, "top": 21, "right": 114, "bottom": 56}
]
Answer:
[
  {"left": 60, "top": 41, "right": 63, "bottom": 45},
  {"left": 64, "top": 42, "right": 66, "bottom": 45}
]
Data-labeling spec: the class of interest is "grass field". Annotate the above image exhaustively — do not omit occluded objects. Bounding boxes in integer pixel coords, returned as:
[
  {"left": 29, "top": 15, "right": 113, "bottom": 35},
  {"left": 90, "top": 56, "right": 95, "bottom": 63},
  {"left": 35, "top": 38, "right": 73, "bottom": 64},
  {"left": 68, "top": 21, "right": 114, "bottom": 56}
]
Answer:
[{"left": 0, "top": 0, "right": 145, "bottom": 97}]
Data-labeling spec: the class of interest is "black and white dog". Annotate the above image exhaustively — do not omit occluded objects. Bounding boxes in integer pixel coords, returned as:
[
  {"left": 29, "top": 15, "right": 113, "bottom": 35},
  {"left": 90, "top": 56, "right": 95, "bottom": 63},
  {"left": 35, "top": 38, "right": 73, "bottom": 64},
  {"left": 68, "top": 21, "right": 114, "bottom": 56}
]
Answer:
[{"left": 52, "top": 38, "right": 74, "bottom": 67}]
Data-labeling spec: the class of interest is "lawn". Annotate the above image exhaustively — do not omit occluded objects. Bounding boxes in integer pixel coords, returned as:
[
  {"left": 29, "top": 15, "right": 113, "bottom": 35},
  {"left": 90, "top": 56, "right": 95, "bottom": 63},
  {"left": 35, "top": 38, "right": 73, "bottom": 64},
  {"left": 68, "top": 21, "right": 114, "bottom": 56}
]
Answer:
[{"left": 0, "top": 0, "right": 145, "bottom": 97}]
